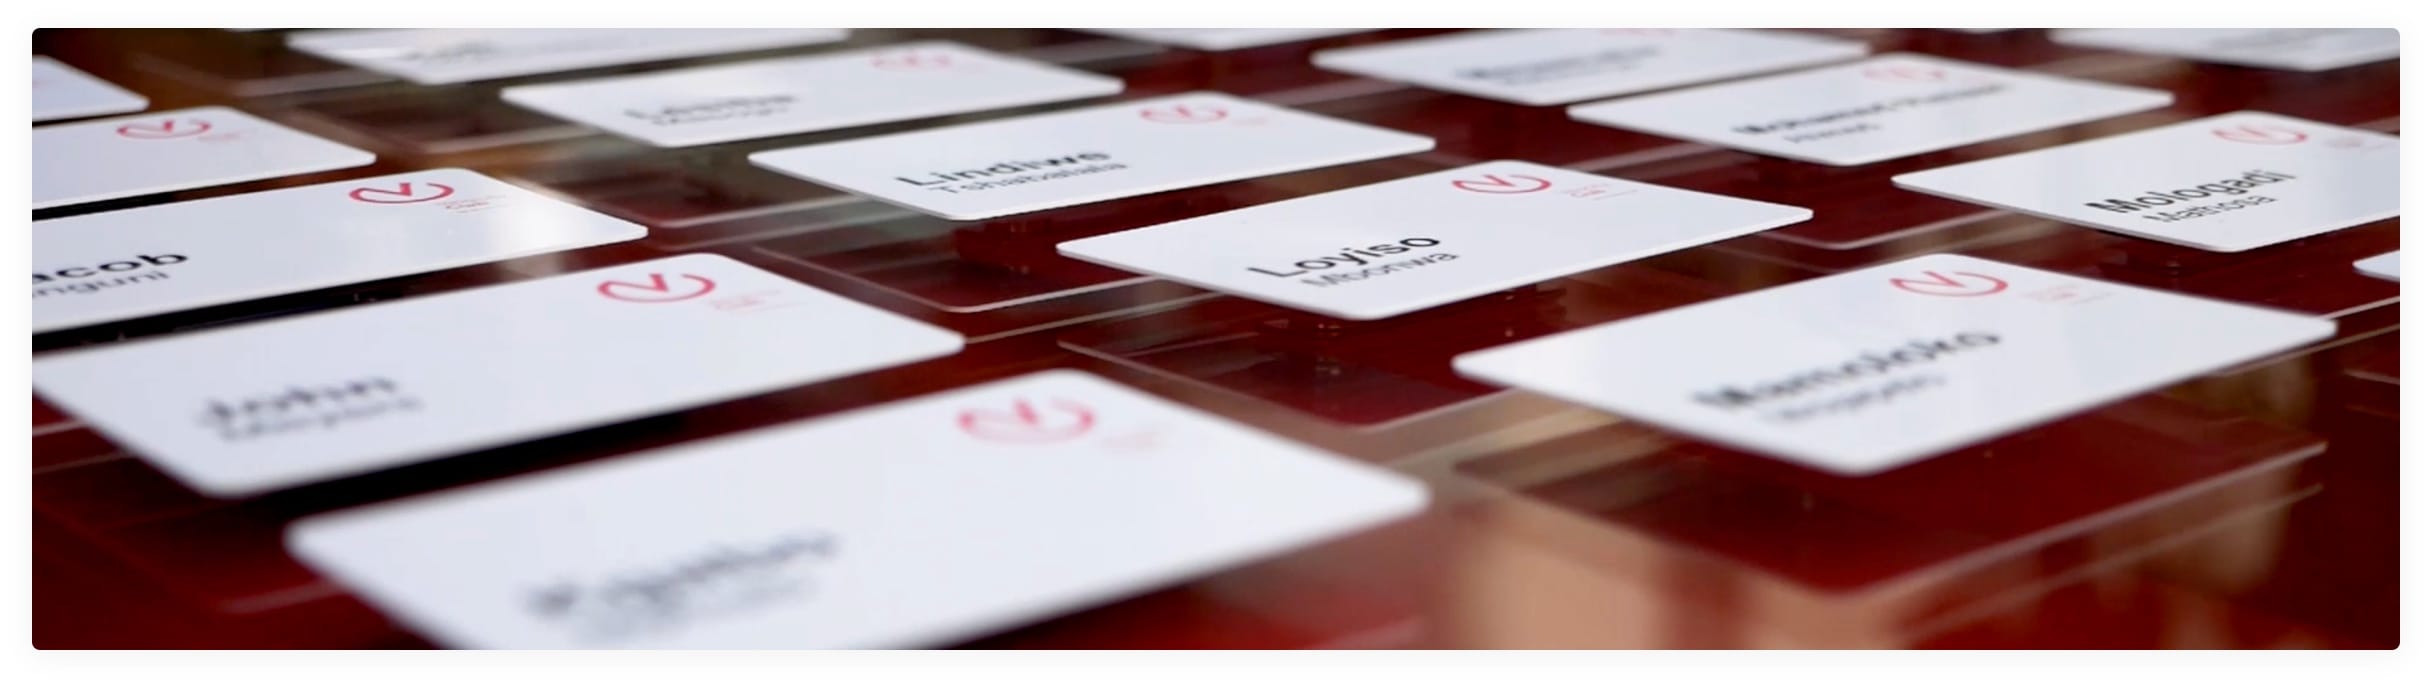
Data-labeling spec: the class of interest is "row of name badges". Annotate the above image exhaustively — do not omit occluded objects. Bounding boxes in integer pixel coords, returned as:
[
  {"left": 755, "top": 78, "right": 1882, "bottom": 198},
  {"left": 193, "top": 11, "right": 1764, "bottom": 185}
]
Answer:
[{"left": 30, "top": 27, "right": 2396, "bottom": 649}]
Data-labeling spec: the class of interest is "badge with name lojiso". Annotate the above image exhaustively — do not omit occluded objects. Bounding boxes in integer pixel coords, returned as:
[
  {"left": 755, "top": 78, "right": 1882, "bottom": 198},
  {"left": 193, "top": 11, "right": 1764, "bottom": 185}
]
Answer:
[
  {"left": 1453, "top": 254, "right": 2334, "bottom": 475},
  {"left": 746, "top": 91, "right": 1436, "bottom": 221},
  {"left": 285, "top": 369, "right": 1427, "bottom": 648},
  {"left": 1565, "top": 53, "right": 2174, "bottom": 166},
  {"left": 1892, "top": 111, "right": 2397, "bottom": 252},
  {"left": 1059, "top": 160, "right": 1812, "bottom": 320}
]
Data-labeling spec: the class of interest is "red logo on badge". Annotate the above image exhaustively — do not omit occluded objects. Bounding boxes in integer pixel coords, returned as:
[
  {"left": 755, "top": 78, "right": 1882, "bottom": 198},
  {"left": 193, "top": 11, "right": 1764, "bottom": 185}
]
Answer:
[
  {"left": 870, "top": 51, "right": 956, "bottom": 70},
  {"left": 1451, "top": 174, "right": 1553, "bottom": 194},
  {"left": 115, "top": 118, "right": 212, "bottom": 139},
  {"left": 1139, "top": 104, "right": 1228, "bottom": 124},
  {"left": 956, "top": 399, "right": 1096, "bottom": 444},
  {"left": 2212, "top": 124, "right": 2309, "bottom": 145},
  {"left": 347, "top": 182, "right": 456, "bottom": 204},
  {"left": 596, "top": 274, "right": 717, "bottom": 303},
  {"left": 1863, "top": 65, "right": 1949, "bottom": 82},
  {"left": 1890, "top": 270, "right": 2007, "bottom": 297}
]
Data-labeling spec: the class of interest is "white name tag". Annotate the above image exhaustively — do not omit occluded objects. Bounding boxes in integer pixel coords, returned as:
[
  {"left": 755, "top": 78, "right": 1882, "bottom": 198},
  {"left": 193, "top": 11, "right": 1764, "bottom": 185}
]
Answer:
[
  {"left": 286, "top": 369, "right": 1427, "bottom": 648},
  {"left": 1060, "top": 160, "right": 1811, "bottom": 320},
  {"left": 1566, "top": 54, "right": 2174, "bottom": 166},
  {"left": 285, "top": 29, "right": 851, "bottom": 85},
  {"left": 1893, "top": 112, "right": 2398, "bottom": 252},
  {"left": 1454, "top": 254, "right": 2333, "bottom": 475},
  {"left": 34, "top": 168, "right": 647, "bottom": 333},
  {"left": 1312, "top": 28, "right": 1868, "bottom": 106},
  {"left": 501, "top": 42, "right": 1122, "bottom": 148},
  {"left": 748, "top": 91, "right": 1435, "bottom": 221},
  {"left": 33, "top": 254, "right": 964, "bottom": 497},
  {"left": 2356, "top": 252, "right": 2399, "bottom": 282},
  {"left": 35, "top": 106, "right": 376, "bottom": 210},
  {"left": 1080, "top": 28, "right": 1371, "bottom": 51},
  {"left": 2052, "top": 28, "right": 2399, "bottom": 72},
  {"left": 33, "top": 56, "right": 149, "bottom": 122}
]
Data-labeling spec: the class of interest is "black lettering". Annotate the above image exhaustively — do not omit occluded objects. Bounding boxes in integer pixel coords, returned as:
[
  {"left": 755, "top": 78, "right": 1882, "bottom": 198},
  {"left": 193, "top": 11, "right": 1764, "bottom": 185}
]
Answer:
[{"left": 1694, "top": 332, "right": 2001, "bottom": 412}]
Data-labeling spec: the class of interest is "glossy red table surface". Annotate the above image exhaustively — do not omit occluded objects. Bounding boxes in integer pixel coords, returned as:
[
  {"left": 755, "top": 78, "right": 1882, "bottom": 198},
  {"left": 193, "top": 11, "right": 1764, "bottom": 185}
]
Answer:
[{"left": 29, "top": 28, "right": 2397, "bottom": 649}]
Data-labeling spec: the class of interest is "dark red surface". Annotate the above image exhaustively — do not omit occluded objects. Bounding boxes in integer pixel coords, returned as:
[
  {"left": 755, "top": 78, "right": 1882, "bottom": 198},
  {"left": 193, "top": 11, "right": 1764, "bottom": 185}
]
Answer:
[{"left": 29, "top": 28, "right": 2398, "bottom": 649}]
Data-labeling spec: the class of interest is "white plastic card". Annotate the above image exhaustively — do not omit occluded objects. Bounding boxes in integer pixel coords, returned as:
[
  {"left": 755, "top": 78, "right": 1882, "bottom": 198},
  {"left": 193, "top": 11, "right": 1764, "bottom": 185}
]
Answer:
[
  {"left": 287, "top": 369, "right": 1428, "bottom": 648},
  {"left": 1061, "top": 160, "right": 1811, "bottom": 320},
  {"left": 33, "top": 254, "right": 964, "bottom": 497},
  {"left": 1454, "top": 254, "right": 2333, "bottom": 475}
]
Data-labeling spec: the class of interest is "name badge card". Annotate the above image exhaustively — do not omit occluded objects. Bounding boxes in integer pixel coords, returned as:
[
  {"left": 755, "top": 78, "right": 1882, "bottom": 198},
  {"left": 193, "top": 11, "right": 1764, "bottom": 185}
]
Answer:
[
  {"left": 1060, "top": 160, "right": 1812, "bottom": 320},
  {"left": 1312, "top": 28, "right": 1868, "bottom": 106},
  {"left": 35, "top": 106, "right": 376, "bottom": 210},
  {"left": 287, "top": 369, "right": 1428, "bottom": 648},
  {"left": 748, "top": 91, "right": 1435, "bottom": 221},
  {"left": 35, "top": 168, "right": 647, "bottom": 333},
  {"left": 1566, "top": 54, "right": 2174, "bottom": 166},
  {"left": 1081, "top": 28, "right": 1372, "bottom": 51},
  {"left": 286, "top": 29, "right": 850, "bottom": 85},
  {"left": 2356, "top": 252, "right": 2398, "bottom": 282},
  {"left": 501, "top": 42, "right": 1123, "bottom": 148},
  {"left": 1454, "top": 254, "right": 2332, "bottom": 475},
  {"left": 2052, "top": 29, "right": 2399, "bottom": 72},
  {"left": 34, "top": 56, "right": 148, "bottom": 122},
  {"left": 33, "top": 254, "right": 964, "bottom": 497},
  {"left": 1893, "top": 112, "right": 2397, "bottom": 252}
]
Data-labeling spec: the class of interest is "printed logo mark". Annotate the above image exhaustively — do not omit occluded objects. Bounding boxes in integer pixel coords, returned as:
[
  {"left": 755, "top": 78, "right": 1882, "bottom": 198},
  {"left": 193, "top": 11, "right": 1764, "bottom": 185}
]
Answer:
[
  {"left": 596, "top": 273, "right": 717, "bottom": 303},
  {"left": 2212, "top": 123, "right": 2309, "bottom": 145},
  {"left": 1451, "top": 173, "right": 1553, "bottom": 194},
  {"left": 1890, "top": 270, "right": 2008, "bottom": 297},
  {"left": 347, "top": 182, "right": 456, "bottom": 204},
  {"left": 115, "top": 118, "right": 212, "bottom": 139},
  {"left": 1139, "top": 103, "right": 1229, "bottom": 124},
  {"left": 1863, "top": 64, "right": 1950, "bottom": 82},
  {"left": 956, "top": 398, "right": 1095, "bottom": 443},
  {"left": 870, "top": 50, "right": 957, "bottom": 70}
]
